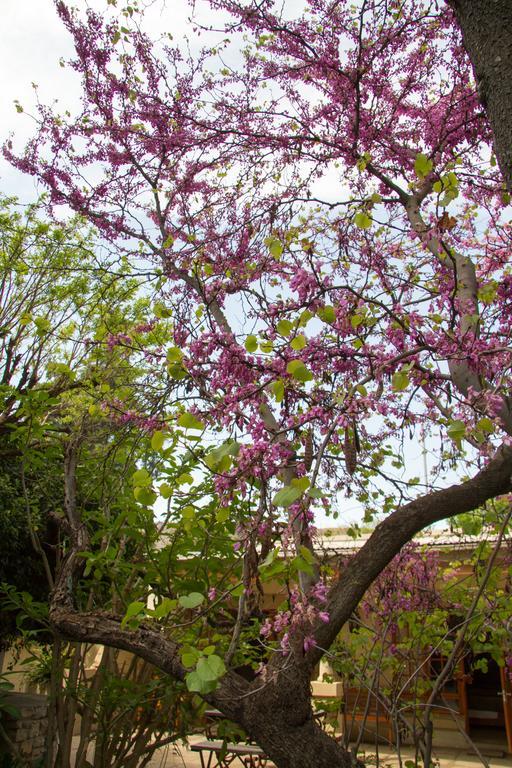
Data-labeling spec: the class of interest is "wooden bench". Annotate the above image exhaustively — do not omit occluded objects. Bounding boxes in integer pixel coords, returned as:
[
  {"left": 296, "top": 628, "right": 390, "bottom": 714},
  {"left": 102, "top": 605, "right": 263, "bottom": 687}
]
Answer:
[{"left": 191, "top": 740, "right": 268, "bottom": 768}]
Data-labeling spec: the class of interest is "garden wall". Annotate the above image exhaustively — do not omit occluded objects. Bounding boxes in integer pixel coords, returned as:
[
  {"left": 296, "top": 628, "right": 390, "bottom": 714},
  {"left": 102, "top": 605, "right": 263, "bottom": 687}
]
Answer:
[{"left": 0, "top": 692, "right": 48, "bottom": 764}]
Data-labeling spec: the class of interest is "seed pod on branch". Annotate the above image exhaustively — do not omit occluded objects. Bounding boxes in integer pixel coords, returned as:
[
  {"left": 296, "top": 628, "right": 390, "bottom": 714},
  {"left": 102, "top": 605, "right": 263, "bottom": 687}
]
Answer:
[
  {"left": 304, "top": 428, "right": 313, "bottom": 471},
  {"left": 353, "top": 421, "right": 361, "bottom": 453},
  {"left": 343, "top": 426, "right": 357, "bottom": 476}
]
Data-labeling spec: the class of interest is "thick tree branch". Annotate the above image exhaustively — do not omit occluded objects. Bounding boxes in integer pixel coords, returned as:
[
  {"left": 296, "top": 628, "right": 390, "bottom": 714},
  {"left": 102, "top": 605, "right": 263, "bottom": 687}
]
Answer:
[
  {"left": 310, "top": 443, "right": 512, "bottom": 660},
  {"left": 48, "top": 603, "right": 250, "bottom": 721},
  {"left": 447, "top": 0, "right": 512, "bottom": 193},
  {"left": 403, "top": 194, "right": 512, "bottom": 434},
  {"left": 49, "top": 608, "right": 186, "bottom": 682}
]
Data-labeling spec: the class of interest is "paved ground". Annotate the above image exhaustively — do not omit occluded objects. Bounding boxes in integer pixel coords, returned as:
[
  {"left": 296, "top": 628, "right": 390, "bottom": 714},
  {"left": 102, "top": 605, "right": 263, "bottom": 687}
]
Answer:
[{"left": 142, "top": 734, "right": 512, "bottom": 768}]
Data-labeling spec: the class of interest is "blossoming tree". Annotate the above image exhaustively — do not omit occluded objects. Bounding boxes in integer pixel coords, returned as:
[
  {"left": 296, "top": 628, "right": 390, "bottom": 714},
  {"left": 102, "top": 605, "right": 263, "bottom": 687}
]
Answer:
[{"left": 5, "top": 0, "right": 512, "bottom": 766}]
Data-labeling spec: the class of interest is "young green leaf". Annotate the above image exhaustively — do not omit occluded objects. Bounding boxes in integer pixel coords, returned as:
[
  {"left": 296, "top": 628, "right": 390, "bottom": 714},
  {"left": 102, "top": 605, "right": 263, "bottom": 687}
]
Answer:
[
  {"left": 244, "top": 335, "right": 258, "bottom": 352},
  {"left": 353, "top": 212, "right": 372, "bottom": 230},
  {"left": 273, "top": 484, "right": 303, "bottom": 507},
  {"left": 121, "top": 601, "right": 145, "bottom": 628},
  {"left": 151, "top": 597, "right": 177, "bottom": 618},
  {"left": 291, "top": 476, "right": 310, "bottom": 492},
  {"left": 134, "top": 486, "right": 157, "bottom": 506},
  {"left": 447, "top": 419, "right": 466, "bottom": 447},
  {"left": 259, "top": 340, "right": 273, "bottom": 353},
  {"left": 185, "top": 670, "right": 216, "bottom": 694},
  {"left": 414, "top": 153, "right": 433, "bottom": 178},
  {"left": 166, "top": 346, "right": 182, "bottom": 362},
  {"left": 178, "top": 412, "right": 205, "bottom": 430},
  {"left": 391, "top": 371, "right": 410, "bottom": 392},
  {"left": 272, "top": 379, "right": 285, "bottom": 403},
  {"left": 291, "top": 334, "right": 307, "bottom": 351},
  {"left": 181, "top": 652, "right": 199, "bottom": 668},
  {"left": 151, "top": 430, "right": 165, "bottom": 451},
  {"left": 286, "top": 359, "right": 313, "bottom": 382},
  {"left": 159, "top": 482, "right": 172, "bottom": 499},
  {"left": 205, "top": 440, "right": 240, "bottom": 470},
  {"left": 267, "top": 238, "right": 284, "bottom": 259},
  {"left": 476, "top": 417, "right": 494, "bottom": 434},
  {"left": 277, "top": 319, "right": 294, "bottom": 336},
  {"left": 196, "top": 654, "right": 226, "bottom": 681},
  {"left": 318, "top": 305, "right": 336, "bottom": 323},
  {"left": 178, "top": 592, "right": 205, "bottom": 609},
  {"left": 132, "top": 468, "right": 152, "bottom": 487}
]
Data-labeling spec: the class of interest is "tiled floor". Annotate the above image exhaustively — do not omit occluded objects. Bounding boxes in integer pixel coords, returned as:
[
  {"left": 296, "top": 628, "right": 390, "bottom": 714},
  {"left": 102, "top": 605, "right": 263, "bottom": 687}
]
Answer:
[{"left": 142, "top": 734, "right": 512, "bottom": 768}]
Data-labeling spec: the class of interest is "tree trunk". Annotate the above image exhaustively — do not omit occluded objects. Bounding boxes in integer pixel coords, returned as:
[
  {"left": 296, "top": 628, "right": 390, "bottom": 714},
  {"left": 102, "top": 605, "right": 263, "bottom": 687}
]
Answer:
[
  {"left": 448, "top": 0, "right": 512, "bottom": 192},
  {"left": 250, "top": 717, "right": 353, "bottom": 768},
  {"left": 240, "top": 667, "right": 354, "bottom": 768}
]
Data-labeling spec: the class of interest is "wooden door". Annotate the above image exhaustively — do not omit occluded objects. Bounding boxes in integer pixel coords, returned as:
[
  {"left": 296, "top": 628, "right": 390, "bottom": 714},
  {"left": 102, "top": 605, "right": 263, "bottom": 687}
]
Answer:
[{"left": 500, "top": 666, "right": 512, "bottom": 754}]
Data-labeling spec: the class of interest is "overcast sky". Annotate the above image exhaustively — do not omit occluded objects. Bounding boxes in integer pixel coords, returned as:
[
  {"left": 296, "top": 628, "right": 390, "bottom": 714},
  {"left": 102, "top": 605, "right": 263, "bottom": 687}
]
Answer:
[
  {"left": 1, "top": 1, "right": 72, "bottom": 198},
  {"left": 0, "top": 0, "right": 202, "bottom": 200}
]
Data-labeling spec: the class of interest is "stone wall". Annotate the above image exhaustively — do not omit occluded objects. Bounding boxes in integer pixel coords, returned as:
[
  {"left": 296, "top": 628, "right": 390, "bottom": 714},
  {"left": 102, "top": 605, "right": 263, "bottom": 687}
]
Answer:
[{"left": 0, "top": 693, "right": 48, "bottom": 764}]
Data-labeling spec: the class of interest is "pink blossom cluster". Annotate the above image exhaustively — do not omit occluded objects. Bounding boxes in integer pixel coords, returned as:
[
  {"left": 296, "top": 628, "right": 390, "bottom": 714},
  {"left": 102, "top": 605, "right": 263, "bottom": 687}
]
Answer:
[
  {"left": 5, "top": 0, "right": 512, "bottom": 637},
  {"left": 103, "top": 398, "right": 162, "bottom": 433},
  {"left": 360, "top": 543, "right": 442, "bottom": 627},
  {"left": 260, "top": 580, "right": 330, "bottom": 654},
  {"left": 106, "top": 332, "right": 132, "bottom": 351}
]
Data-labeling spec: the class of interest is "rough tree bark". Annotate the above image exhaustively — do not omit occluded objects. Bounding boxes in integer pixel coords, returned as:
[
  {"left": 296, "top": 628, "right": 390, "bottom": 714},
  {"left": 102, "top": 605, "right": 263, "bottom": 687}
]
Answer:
[{"left": 447, "top": 0, "right": 512, "bottom": 193}]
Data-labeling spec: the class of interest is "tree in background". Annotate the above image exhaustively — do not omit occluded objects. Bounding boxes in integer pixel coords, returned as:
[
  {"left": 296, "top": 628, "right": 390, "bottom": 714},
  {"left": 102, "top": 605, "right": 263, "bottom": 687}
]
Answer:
[
  {"left": 0, "top": 197, "right": 202, "bottom": 767},
  {"left": 4, "top": 1, "right": 512, "bottom": 766},
  {"left": 0, "top": 194, "right": 156, "bottom": 642}
]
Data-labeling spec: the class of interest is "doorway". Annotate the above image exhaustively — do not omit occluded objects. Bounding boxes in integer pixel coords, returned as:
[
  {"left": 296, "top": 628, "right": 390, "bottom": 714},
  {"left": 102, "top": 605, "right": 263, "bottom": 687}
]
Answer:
[{"left": 466, "top": 655, "right": 511, "bottom": 754}]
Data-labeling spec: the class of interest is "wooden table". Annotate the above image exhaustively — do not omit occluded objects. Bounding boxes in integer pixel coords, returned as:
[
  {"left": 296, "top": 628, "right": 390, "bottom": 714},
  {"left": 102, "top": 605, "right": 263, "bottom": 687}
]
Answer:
[{"left": 191, "top": 740, "right": 268, "bottom": 768}]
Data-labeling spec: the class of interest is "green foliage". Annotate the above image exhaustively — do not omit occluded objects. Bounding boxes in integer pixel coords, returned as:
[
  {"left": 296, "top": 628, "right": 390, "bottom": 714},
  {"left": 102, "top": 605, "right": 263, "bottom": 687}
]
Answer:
[
  {"left": 204, "top": 440, "right": 240, "bottom": 472},
  {"left": 391, "top": 370, "right": 410, "bottom": 392},
  {"left": 0, "top": 198, "right": 255, "bottom": 763},
  {"left": 286, "top": 359, "right": 313, "bottom": 382},
  {"left": 414, "top": 152, "right": 433, "bottom": 178},
  {"left": 271, "top": 379, "right": 285, "bottom": 402},
  {"left": 186, "top": 654, "right": 226, "bottom": 694},
  {"left": 272, "top": 484, "right": 303, "bottom": 507},
  {"left": 317, "top": 305, "right": 336, "bottom": 324},
  {"left": 177, "top": 412, "right": 205, "bottom": 430},
  {"left": 353, "top": 211, "right": 372, "bottom": 229},
  {"left": 290, "top": 334, "right": 307, "bottom": 351},
  {"left": 244, "top": 334, "right": 258, "bottom": 352},
  {"left": 265, "top": 237, "right": 284, "bottom": 259},
  {"left": 0, "top": 470, "right": 51, "bottom": 645},
  {"left": 277, "top": 319, "right": 294, "bottom": 336},
  {"left": 447, "top": 419, "right": 466, "bottom": 448},
  {"left": 178, "top": 592, "right": 205, "bottom": 609}
]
